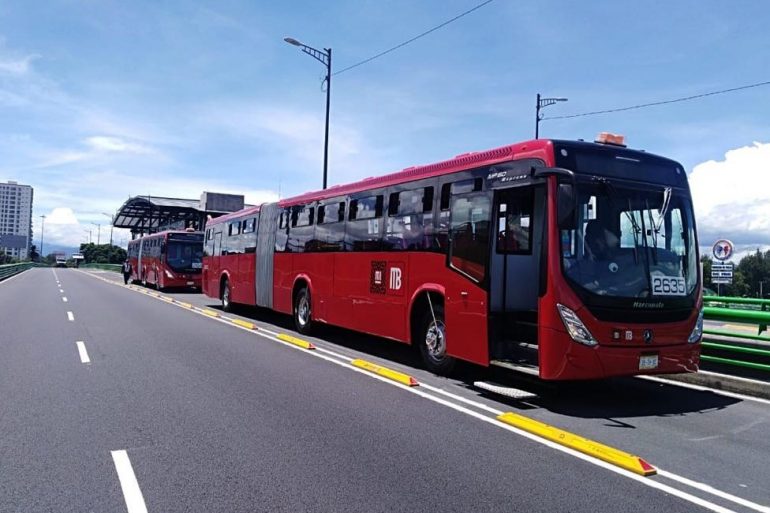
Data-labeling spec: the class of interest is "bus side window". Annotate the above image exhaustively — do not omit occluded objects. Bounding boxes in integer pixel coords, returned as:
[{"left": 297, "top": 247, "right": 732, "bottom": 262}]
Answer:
[
  {"left": 275, "top": 208, "right": 290, "bottom": 252},
  {"left": 346, "top": 194, "right": 384, "bottom": 251},
  {"left": 384, "top": 187, "right": 434, "bottom": 251},
  {"left": 314, "top": 200, "right": 345, "bottom": 252}
]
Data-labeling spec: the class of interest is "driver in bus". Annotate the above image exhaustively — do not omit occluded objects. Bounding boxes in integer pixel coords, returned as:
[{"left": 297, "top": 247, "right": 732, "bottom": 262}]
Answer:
[{"left": 584, "top": 219, "right": 620, "bottom": 262}]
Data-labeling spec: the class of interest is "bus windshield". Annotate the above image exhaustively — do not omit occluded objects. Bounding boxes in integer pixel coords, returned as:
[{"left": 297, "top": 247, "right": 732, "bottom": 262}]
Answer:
[
  {"left": 561, "top": 178, "right": 698, "bottom": 299},
  {"left": 165, "top": 240, "right": 203, "bottom": 273}
]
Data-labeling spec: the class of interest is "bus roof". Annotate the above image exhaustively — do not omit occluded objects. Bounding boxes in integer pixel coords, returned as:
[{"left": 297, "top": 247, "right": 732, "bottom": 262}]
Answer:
[
  {"left": 128, "top": 229, "right": 204, "bottom": 241},
  {"left": 207, "top": 137, "right": 678, "bottom": 227}
]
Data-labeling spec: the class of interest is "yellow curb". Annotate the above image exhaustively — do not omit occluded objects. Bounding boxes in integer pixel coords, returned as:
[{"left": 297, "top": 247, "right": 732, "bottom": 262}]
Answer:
[
  {"left": 231, "top": 318, "right": 257, "bottom": 330},
  {"left": 148, "top": 291, "right": 160, "bottom": 297},
  {"left": 496, "top": 412, "right": 656, "bottom": 476},
  {"left": 351, "top": 359, "right": 419, "bottom": 387},
  {"left": 277, "top": 333, "right": 316, "bottom": 350},
  {"left": 175, "top": 301, "right": 193, "bottom": 309},
  {"left": 200, "top": 309, "right": 221, "bottom": 318},
  {"left": 160, "top": 296, "right": 174, "bottom": 302}
]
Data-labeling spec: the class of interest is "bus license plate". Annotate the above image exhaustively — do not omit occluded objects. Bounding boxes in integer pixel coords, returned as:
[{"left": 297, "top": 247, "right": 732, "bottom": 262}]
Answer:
[
  {"left": 639, "top": 354, "right": 658, "bottom": 370},
  {"left": 187, "top": 281, "right": 194, "bottom": 285}
]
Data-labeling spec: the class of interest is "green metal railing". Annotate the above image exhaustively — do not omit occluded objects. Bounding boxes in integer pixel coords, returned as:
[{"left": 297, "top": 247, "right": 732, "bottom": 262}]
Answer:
[
  {"left": 0, "top": 262, "right": 33, "bottom": 281},
  {"left": 81, "top": 263, "right": 122, "bottom": 272},
  {"left": 702, "top": 295, "right": 770, "bottom": 373}
]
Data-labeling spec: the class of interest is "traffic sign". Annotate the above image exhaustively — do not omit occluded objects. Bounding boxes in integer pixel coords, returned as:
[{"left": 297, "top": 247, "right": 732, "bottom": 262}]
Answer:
[{"left": 712, "top": 239, "right": 734, "bottom": 261}]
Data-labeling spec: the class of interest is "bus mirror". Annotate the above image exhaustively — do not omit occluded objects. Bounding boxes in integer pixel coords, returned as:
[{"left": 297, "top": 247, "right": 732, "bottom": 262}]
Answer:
[{"left": 557, "top": 183, "right": 576, "bottom": 229}]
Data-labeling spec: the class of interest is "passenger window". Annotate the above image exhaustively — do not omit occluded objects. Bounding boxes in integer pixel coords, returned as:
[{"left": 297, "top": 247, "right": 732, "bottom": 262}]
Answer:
[
  {"left": 496, "top": 187, "right": 534, "bottom": 254},
  {"left": 449, "top": 193, "right": 491, "bottom": 282},
  {"left": 384, "top": 187, "right": 434, "bottom": 251}
]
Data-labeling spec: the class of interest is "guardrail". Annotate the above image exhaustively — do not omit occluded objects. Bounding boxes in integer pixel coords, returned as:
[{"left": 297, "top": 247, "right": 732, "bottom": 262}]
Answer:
[
  {"left": 0, "top": 262, "right": 33, "bottom": 281},
  {"left": 81, "top": 263, "right": 122, "bottom": 273},
  {"left": 702, "top": 295, "right": 770, "bottom": 374}
]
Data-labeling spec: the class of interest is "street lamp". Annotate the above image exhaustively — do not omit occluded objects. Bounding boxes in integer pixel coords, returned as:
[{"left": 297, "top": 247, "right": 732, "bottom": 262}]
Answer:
[
  {"left": 84, "top": 229, "right": 92, "bottom": 244},
  {"left": 39, "top": 215, "right": 46, "bottom": 262},
  {"left": 285, "top": 36, "right": 332, "bottom": 190},
  {"left": 101, "top": 213, "right": 114, "bottom": 246},
  {"left": 535, "top": 93, "right": 568, "bottom": 139},
  {"left": 91, "top": 222, "right": 101, "bottom": 245}
]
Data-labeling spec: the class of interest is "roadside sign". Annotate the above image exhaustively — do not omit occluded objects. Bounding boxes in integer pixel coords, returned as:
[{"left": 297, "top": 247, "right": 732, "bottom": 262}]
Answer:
[
  {"left": 711, "top": 261, "right": 733, "bottom": 285},
  {"left": 712, "top": 239, "right": 734, "bottom": 261}
]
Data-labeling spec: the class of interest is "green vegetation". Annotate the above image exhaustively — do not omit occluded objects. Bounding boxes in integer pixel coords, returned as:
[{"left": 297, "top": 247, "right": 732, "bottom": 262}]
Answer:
[{"left": 78, "top": 243, "right": 127, "bottom": 264}]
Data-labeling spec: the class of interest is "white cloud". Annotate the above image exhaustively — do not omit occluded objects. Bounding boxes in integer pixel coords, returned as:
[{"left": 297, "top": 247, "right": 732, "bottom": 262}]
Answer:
[
  {"left": 85, "top": 136, "right": 155, "bottom": 154},
  {"left": 0, "top": 53, "right": 38, "bottom": 76},
  {"left": 689, "top": 141, "right": 770, "bottom": 258}
]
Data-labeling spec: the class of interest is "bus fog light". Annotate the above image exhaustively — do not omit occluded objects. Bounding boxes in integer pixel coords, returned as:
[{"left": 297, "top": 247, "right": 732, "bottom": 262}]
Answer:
[
  {"left": 557, "top": 304, "right": 598, "bottom": 347},
  {"left": 688, "top": 309, "right": 704, "bottom": 343}
]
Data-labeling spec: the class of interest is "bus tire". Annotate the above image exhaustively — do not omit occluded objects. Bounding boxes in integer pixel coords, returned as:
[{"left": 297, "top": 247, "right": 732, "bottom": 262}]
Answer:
[
  {"left": 221, "top": 278, "right": 233, "bottom": 312},
  {"left": 417, "top": 303, "right": 455, "bottom": 375},
  {"left": 293, "top": 286, "right": 314, "bottom": 335}
]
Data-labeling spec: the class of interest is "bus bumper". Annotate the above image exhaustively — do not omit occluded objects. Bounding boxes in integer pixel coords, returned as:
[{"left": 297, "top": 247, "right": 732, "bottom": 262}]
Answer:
[{"left": 539, "top": 327, "right": 701, "bottom": 380}]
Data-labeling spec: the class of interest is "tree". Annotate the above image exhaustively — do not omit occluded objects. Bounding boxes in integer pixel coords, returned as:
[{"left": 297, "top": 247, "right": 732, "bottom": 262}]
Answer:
[
  {"left": 28, "top": 244, "right": 39, "bottom": 262},
  {"left": 79, "top": 243, "right": 127, "bottom": 264}
]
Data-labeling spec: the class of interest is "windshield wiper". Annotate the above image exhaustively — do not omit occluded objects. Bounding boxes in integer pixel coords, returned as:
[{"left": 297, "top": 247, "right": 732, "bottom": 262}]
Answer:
[
  {"left": 656, "top": 186, "right": 672, "bottom": 232},
  {"left": 645, "top": 197, "right": 658, "bottom": 266}
]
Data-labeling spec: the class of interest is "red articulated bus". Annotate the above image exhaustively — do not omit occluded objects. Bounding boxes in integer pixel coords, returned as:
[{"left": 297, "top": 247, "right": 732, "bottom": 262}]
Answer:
[
  {"left": 127, "top": 230, "right": 204, "bottom": 291},
  {"left": 203, "top": 135, "right": 703, "bottom": 380}
]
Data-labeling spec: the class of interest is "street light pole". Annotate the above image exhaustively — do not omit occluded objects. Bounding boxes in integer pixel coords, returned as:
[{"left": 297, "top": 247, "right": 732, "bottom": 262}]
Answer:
[
  {"left": 40, "top": 215, "right": 46, "bottom": 262},
  {"left": 285, "top": 36, "right": 332, "bottom": 190},
  {"left": 101, "top": 212, "right": 114, "bottom": 246},
  {"left": 535, "top": 93, "right": 568, "bottom": 139},
  {"left": 92, "top": 222, "right": 101, "bottom": 245}
]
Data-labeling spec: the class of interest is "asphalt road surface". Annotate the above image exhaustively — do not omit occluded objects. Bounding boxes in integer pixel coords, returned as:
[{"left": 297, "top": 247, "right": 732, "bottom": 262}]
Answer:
[{"left": 1, "top": 268, "right": 769, "bottom": 513}]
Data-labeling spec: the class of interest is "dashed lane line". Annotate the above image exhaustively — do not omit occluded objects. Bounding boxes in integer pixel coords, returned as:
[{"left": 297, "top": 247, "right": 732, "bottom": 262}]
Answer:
[
  {"left": 111, "top": 450, "right": 148, "bottom": 513},
  {"left": 67, "top": 311, "right": 74, "bottom": 322},
  {"left": 76, "top": 341, "right": 91, "bottom": 364}
]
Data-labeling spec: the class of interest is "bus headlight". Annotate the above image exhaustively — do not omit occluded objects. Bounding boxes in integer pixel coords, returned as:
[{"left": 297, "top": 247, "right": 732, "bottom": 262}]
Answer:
[
  {"left": 688, "top": 309, "right": 704, "bottom": 343},
  {"left": 557, "top": 304, "right": 598, "bottom": 347},
  {"left": 165, "top": 270, "right": 175, "bottom": 279}
]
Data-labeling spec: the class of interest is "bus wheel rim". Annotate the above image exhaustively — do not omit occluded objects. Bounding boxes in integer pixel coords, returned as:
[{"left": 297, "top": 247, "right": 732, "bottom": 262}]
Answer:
[
  {"left": 223, "top": 285, "right": 229, "bottom": 306},
  {"left": 425, "top": 320, "right": 446, "bottom": 360},
  {"left": 298, "top": 295, "right": 310, "bottom": 326}
]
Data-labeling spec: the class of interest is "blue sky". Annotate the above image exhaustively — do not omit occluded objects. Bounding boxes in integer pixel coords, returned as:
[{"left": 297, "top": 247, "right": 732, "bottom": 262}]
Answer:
[{"left": 1, "top": 0, "right": 769, "bottom": 254}]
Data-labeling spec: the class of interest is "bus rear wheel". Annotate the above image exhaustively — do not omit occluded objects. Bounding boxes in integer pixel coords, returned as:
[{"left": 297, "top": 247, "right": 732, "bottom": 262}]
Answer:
[
  {"left": 293, "top": 287, "right": 314, "bottom": 335},
  {"left": 221, "top": 278, "right": 233, "bottom": 312},
  {"left": 417, "top": 304, "right": 455, "bottom": 375}
]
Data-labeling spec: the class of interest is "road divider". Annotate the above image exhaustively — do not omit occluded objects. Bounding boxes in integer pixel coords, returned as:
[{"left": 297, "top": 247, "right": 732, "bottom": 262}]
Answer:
[
  {"left": 200, "top": 308, "right": 221, "bottom": 318},
  {"left": 497, "top": 412, "right": 656, "bottom": 476},
  {"left": 174, "top": 300, "right": 194, "bottom": 309},
  {"left": 277, "top": 333, "right": 316, "bottom": 350},
  {"left": 351, "top": 359, "right": 419, "bottom": 387},
  {"left": 231, "top": 318, "right": 257, "bottom": 330}
]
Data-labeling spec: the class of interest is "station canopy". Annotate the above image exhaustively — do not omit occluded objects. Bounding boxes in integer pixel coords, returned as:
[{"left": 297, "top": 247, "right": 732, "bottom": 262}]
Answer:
[{"left": 112, "top": 192, "right": 248, "bottom": 237}]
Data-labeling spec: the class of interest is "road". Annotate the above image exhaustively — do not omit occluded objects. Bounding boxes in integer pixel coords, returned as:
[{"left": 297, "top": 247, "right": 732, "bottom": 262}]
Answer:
[{"left": 1, "top": 268, "right": 769, "bottom": 513}]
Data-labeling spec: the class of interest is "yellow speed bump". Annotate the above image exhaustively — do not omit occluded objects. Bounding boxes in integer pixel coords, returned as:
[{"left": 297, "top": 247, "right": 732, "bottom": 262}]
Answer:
[
  {"left": 200, "top": 308, "right": 221, "bottom": 318},
  {"left": 159, "top": 296, "right": 174, "bottom": 302},
  {"left": 351, "top": 359, "right": 419, "bottom": 387},
  {"left": 175, "top": 300, "right": 193, "bottom": 309},
  {"left": 497, "top": 412, "right": 656, "bottom": 476},
  {"left": 231, "top": 318, "right": 257, "bottom": 330},
  {"left": 277, "top": 333, "right": 316, "bottom": 350}
]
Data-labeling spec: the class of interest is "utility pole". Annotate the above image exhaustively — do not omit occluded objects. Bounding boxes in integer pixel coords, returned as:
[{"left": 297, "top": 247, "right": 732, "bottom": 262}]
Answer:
[{"left": 39, "top": 215, "right": 46, "bottom": 261}]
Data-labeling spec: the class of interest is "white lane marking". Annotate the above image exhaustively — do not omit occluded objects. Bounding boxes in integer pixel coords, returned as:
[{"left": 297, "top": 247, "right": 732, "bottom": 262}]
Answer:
[
  {"left": 59, "top": 288, "right": 64, "bottom": 293},
  {"left": 697, "top": 370, "right": 770, "bottom": 386},
  {"left": 639, "top": 375, "right": 770, "bottom": 406},
  {"left": 0, "top": 269, "right": 29, "bottom": 285},
  {"left": 111, "top": 450, "right": 148, "bottom": 513},
  {"left": 658, "top": 470, "right": 770, "bottom": 513},
  {"left": 79, "top": 271, "right": 749, "bottom": 513},
  {"left": 62, "top": 297, "right": 68, "bottom": 302},
  {"left": 76, "top": 341, "right": 91, "bottom": 364},
  {"left": 67, "top": 311, "right": 74, "bottom": 322}
]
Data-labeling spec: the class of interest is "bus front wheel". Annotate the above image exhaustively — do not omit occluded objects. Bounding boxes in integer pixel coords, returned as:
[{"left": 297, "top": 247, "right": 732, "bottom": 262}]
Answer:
[
  {"left": 221, "top": 278, "right": 233, "bottom": 312},
  {"left": 417, "top": 304, "right": 455, "bottom": 375},
  {"left": 293, "top": 287, "right": 314, "bottom": 335}
]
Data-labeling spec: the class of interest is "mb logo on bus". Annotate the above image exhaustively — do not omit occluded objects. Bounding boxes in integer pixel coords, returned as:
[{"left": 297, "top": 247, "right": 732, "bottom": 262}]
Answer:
[{"left": 370, "top": 261, "right": 404, "bottom": 295}]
